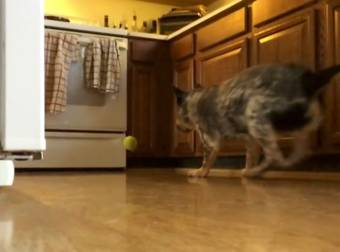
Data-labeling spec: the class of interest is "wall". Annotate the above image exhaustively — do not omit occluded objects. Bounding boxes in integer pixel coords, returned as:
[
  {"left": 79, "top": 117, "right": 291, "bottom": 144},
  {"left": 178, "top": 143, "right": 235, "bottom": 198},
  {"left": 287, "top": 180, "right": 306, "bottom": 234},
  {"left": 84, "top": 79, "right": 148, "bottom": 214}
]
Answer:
[
  {"left": 45, "top": 0, "right": 176, "bottom": 30},
  {"left": 207, "top": 0, "right": 235, "bottom": 11}
]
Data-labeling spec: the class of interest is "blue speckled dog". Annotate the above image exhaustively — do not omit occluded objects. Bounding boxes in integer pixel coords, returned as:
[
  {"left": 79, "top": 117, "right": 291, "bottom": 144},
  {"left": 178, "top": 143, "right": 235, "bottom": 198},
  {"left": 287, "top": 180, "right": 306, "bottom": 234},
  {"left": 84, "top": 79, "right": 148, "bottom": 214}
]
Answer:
[{"left": 174, "top": 64, "right": 340, "bottom": 178}]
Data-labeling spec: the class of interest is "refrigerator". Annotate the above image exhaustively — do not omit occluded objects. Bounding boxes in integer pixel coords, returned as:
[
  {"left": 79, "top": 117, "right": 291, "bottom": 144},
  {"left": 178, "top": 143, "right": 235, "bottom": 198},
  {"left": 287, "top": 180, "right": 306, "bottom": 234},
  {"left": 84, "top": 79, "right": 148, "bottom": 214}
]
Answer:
[{"left": 0, "top": 0, "right": 46, "bottom": 186}]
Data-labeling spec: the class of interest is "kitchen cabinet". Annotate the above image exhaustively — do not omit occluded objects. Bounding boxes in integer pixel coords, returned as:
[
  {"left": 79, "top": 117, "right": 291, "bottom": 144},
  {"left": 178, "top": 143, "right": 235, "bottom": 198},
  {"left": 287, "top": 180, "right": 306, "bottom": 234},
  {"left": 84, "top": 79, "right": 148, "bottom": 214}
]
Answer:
[
  {"left": 171, "top": 34, "right": 195, "bottom": 61},
  {"left": 171, "top": 34, "right": 196, "bottom": 156},
  {"left": 196, "top": 39, "right": 249, "bottom": 155},
  {"left": 252, "top": 0, "right": 316, "bottom": 26},
  {"left": 196, "top": 7, "right": 248, "bottom": 51},
  {"left": 252, "top": 10, "right": 316, "bottom": 148},
  {"left": 170, "top": 6, "right": 251, "bottom": 157},
  {"left": 128, "top": 0, "right": 340, "bottom": 160},
  {"left": 172, "top": 59, "right": 196, "bottom": 156},
  {"left": 129, "top": 63, "right": 156, "bottom": 155},
  {"left": 128, "top": 39, "right": 172, "bottom": 157},
  {"left": 321, "top": 0, "right": 340, "bottom": 149},
  {"left": 252, "top": 11, "right": 315, "bottom": 67}
]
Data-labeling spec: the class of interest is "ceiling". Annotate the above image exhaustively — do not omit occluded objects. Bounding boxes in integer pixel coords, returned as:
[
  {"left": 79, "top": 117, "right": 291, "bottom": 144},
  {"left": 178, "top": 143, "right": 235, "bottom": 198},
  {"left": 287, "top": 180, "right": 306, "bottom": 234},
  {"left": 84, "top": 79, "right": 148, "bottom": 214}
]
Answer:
[{"left": 138, "top": 0, "right": 218, "bottom": 7}]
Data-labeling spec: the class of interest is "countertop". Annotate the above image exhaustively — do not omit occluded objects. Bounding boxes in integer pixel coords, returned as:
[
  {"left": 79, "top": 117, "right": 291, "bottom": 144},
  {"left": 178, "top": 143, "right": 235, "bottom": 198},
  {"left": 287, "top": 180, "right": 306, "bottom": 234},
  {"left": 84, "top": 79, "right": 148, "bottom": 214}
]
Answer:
[{"left": 45, "top": 0, "right": 246, "bottom": 41}]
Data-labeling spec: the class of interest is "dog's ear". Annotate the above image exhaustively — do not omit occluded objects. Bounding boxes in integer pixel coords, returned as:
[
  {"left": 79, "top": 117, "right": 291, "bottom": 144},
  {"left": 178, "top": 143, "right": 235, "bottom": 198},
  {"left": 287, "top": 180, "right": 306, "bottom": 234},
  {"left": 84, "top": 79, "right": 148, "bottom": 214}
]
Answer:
[
  {"left": 195, "top": 83, "right": 203, "bottom": 89},
  {"left": 173, "top": 86, "right": 188, "bottom": 106}
]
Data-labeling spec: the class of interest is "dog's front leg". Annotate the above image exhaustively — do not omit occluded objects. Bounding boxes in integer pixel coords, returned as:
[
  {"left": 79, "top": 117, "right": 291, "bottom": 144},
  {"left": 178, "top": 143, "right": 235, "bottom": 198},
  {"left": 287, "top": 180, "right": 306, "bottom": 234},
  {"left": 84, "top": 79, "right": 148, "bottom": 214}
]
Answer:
[
  {"left": 245, "top": 136, "right": 262, "bottom": 170},
  {"left": 188, "top": 131, "right": 220, "bottom": 177},
  {"left": 188, "top": 147, "right": 219, "bottom": 177}
]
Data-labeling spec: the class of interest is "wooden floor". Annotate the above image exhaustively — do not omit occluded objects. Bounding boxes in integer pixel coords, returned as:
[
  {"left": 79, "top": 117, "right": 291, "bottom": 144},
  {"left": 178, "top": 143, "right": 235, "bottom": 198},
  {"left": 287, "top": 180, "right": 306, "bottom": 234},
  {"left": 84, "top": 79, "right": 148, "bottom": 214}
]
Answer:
[{"left": 1, "top": 169, "right": 340, "bottom": 252}]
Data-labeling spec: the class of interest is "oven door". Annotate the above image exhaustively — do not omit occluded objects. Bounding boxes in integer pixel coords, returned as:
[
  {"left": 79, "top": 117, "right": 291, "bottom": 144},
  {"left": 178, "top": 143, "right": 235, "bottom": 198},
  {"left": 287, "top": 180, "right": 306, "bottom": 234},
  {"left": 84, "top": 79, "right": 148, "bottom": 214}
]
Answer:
[{"left": 45, "top": 37, "right": 127, "bottom": 132}]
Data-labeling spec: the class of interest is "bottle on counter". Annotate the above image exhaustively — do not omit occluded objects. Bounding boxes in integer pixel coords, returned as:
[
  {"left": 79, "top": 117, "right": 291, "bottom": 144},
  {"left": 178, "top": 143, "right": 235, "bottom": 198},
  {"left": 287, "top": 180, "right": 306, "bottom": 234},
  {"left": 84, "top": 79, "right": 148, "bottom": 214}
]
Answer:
[
  {"left": 131, "top": 11, "right": 138, "bottom": 32},
  {"left": 141, "top": 21, "right": 147, "bottom": 33},
  {"left": 104, "top": 15, "right": 109, "bottom": 27},
  {"left": 150, "top": 20, "right": 157, "bottom": 33}
]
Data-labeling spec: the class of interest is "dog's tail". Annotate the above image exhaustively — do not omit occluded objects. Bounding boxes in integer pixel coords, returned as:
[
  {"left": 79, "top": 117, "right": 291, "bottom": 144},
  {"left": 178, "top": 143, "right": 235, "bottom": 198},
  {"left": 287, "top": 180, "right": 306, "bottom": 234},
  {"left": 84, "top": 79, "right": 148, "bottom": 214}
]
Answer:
[{"left": 304, "top": 64, "right": 340, "bottom": 96}]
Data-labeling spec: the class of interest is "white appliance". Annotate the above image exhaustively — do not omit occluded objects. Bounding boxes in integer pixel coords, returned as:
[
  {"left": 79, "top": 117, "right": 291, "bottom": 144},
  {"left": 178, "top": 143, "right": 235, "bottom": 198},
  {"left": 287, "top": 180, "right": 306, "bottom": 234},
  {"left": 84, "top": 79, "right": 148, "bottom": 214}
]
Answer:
[
  {"left": 0, "top": 0, "right": 46, "bottom": 185},
  {"left": 16, "top": 27, "right": 128, "bottom": 168},
  {"left": 45, "top": 31, "right": 127, "bottom": 133}
]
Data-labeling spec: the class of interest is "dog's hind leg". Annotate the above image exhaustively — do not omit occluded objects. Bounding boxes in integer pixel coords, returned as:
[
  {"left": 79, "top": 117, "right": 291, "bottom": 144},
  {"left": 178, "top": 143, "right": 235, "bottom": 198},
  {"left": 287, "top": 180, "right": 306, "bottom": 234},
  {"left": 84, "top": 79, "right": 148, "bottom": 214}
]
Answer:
[
  {"left": 280, "top": 101, "right": 321, "bottom": 167},
  {"left": 242, "top": 123, "right": 285, "bottom": 177},
  {"left": 281, "top": 132, "right": 311, "bottom": 167}
]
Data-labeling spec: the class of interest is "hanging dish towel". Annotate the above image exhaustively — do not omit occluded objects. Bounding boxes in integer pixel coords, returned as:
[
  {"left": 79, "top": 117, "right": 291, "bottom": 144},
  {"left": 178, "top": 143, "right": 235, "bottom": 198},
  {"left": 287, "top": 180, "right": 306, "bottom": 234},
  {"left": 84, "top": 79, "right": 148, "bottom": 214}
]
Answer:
[
  {"left": 45, "top": 31, "right": 79, "bottom": 113},
  {"left": 84, "top": 38, "right": 120, "bottom": 97},
  {"left": 84, "top": 39, "right": 101, "bottom": 90}
]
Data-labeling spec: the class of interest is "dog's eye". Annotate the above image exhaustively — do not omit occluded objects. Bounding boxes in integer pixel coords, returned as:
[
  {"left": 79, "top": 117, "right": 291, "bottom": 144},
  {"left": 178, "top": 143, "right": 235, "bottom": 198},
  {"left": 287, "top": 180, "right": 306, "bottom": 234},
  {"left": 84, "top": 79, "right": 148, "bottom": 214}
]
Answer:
[{"left": 177, "top": 125, "right": 192, "bottom": 132}]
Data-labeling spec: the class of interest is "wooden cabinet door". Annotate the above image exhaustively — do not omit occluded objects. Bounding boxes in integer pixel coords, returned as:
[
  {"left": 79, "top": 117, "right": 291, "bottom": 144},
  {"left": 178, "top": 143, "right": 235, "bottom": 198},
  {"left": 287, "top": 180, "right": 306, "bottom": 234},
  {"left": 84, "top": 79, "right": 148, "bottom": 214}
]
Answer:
[
  {"left": 129, "top": 63, "right": 156, "bottom": 156},
  {"left": 196, "top": 39, "right": 248, "bottom": 155},
  {"left": 252, "top": 11, "right": 316, "bottom": 147},
  {"left": 322, "top": 0, "right": 340, "bottom": 149},
  {"left": 154, "top": 58, "right": 173, "bottom": 157},
  {"left": 173, "top": 59, "right": 196, "bottom": 156},
  {"left": 128, "top": 39, "right": 173, "bottom": 158}
]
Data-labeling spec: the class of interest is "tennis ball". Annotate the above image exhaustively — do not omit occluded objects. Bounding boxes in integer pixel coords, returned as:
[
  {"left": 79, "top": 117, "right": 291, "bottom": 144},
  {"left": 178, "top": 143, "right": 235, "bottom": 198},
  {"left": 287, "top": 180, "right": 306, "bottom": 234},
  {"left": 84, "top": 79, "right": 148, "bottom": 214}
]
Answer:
[{"left": 123, "top": 136, "right": 138, "bottom": 151}]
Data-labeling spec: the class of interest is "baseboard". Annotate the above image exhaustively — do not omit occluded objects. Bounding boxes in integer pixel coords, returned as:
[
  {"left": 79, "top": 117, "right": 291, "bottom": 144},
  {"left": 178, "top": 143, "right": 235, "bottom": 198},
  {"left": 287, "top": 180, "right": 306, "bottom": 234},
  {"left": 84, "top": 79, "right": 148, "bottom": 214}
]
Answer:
[
  {"left": 175, "top": 168, "right": 340, "bottom": 181},
  {"left": 128, "top": 154, "right": 340, "bottom": 171},
  {"left": 127, "top": 156, "right": 245, "bottom": 168},
  {"left": 0, "top": 161, "right": 15, "bottom": 186}
]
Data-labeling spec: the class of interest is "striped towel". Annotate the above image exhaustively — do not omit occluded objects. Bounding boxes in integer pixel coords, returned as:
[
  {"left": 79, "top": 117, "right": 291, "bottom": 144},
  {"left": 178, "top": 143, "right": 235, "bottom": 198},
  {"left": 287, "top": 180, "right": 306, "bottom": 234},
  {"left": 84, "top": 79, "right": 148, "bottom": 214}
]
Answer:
[
  {"left": 84, "top": 38, "right": 120, "bottom": 96},
  {"left": 45, "top": 31, "right": 80, "bottom": 113}
]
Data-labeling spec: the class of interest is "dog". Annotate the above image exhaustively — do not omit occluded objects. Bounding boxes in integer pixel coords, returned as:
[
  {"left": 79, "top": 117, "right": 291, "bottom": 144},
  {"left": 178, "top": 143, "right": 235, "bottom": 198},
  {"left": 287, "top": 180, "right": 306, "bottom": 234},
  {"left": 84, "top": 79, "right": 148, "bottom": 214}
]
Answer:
[{"left": 174, "top": 63, "right": 340, "bottom": 178}]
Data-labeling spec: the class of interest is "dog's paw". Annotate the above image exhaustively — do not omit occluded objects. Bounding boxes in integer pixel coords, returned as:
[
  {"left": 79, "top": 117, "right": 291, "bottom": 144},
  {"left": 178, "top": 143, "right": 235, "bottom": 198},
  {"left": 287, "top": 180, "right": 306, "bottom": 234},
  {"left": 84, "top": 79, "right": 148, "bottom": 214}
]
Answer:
[
  {"left": 241, "top": 168, "right": 262, "bottom": 178},
  {"left": 187, "top": 168, "right": 209, "bottom": 178}
]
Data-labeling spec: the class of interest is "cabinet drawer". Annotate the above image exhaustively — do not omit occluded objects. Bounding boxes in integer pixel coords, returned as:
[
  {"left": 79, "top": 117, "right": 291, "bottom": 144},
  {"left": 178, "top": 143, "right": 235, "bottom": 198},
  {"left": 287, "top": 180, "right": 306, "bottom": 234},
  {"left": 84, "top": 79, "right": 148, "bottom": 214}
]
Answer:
[
  {"left": 196, "top": 8, "right": 247, "bottom": 51},
  {"left": 196, "top": 39, "right": 248, "bottom": 86},
  {"left": 252, "top": 11, "right": 315, "bottom": 67},
  {"left": 171, "top": 34, "right": 195, "bottom": 61},
  {"left": 130, "top": 39, "right": 159, "bottom": 62},
  {"left": 15, "top": 132, "right": 126, "bottom": 168},
  {"left": 253, "top": 0, "right": 316, "bottom": 26}
]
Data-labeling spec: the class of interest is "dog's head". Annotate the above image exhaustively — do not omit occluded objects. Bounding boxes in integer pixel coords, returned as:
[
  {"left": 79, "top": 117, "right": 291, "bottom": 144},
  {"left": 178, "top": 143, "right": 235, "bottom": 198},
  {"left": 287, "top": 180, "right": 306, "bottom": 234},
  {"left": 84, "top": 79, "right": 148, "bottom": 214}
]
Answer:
[{"left": 173, "top": 87, "right": 194, "bottom": 132}]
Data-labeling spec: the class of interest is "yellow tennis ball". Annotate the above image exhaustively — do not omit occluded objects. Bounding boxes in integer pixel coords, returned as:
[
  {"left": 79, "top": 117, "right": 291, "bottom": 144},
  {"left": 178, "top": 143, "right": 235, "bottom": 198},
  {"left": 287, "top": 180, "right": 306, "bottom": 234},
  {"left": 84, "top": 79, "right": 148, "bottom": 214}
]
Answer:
[{"left": 123, "top": 136, "right": 138, "bottom": 151}]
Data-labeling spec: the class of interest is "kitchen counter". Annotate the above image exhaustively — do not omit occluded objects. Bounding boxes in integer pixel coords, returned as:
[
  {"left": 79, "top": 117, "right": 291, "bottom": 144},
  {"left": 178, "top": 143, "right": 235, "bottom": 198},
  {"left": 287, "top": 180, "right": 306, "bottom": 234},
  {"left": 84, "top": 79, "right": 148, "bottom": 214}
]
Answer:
[
  {"left": 167, "top": 0, "right": 248, "bottom": 40},
  {"left": 45, "top": 0, "right": 248, "bottom": 41},
  {"left": 45, "top": 20, "right": 129, "bottom": 37}
]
